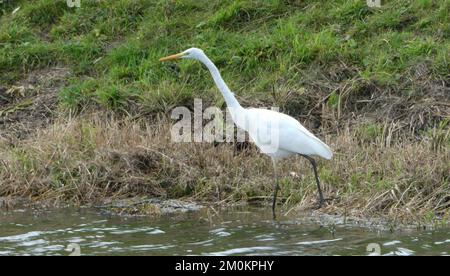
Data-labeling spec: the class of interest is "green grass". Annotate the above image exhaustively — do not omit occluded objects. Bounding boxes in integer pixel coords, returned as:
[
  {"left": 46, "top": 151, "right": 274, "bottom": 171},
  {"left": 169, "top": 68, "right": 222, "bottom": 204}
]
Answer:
[{"left": 0, "top": 0, "right": 448, "bottom": 113}]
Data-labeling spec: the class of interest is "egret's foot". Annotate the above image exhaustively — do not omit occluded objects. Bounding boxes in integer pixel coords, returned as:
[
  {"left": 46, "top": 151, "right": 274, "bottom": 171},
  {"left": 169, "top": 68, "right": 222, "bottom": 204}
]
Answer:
[
  {"left": 272, "top": 203, "right": 278, "bottom": 220},
  {"left": 313, "top": 197, "right": 334, "bottom": 210},
  {"left": 313, "top": 202, "right": 324, "bottom": 210}
]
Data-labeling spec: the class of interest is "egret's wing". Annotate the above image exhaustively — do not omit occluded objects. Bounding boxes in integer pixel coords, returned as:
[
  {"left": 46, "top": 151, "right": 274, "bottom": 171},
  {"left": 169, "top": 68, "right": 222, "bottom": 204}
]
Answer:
[{"left": 245, "top": 108, "right": 333, "bottom": 159}]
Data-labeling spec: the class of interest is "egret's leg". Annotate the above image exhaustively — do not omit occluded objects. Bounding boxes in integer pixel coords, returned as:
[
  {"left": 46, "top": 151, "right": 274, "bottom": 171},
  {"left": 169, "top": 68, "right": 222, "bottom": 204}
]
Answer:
[
  {"left": 271, "top": 159, "right": 279, "bottom": 219},
  {"left": 301, "top": 155, "right": 325, "bottom": 208}
]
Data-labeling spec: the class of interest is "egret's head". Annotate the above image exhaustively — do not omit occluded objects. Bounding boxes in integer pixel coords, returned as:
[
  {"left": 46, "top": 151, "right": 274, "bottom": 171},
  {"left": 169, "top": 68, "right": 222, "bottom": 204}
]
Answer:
[{"left": 159, "top": 48, "right": 205, "bottom": 62}]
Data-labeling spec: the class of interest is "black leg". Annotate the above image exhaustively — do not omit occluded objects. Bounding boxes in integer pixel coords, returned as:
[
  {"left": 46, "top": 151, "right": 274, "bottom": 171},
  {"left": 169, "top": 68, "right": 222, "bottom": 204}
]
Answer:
[
  {"left": 301, "top": 155, "right": 325, "bottom": 208},
  {"left": 272, "top": 180, "right": 279, "bottom": 219},
  {"left": 271, "top": 159, "right": 279, "bottom": 219}
]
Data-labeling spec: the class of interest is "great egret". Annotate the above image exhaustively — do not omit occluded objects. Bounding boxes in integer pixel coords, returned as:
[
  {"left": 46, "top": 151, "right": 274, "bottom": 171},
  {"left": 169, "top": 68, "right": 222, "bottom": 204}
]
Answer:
[{"left": 160, "top": 48, "right": 333, "bottom": 218}]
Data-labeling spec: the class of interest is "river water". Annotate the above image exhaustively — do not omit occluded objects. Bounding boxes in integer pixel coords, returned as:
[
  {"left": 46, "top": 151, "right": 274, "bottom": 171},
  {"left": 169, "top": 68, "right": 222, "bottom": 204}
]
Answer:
[{"left": 0, "top": 207, "right": 448, "bottom": 256}]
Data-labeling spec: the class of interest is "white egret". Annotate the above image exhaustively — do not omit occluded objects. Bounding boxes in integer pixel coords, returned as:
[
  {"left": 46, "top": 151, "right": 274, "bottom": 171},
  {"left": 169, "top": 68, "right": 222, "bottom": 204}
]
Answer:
[{"left": 160, "top": 48, "right": 333, "bottom": 218}]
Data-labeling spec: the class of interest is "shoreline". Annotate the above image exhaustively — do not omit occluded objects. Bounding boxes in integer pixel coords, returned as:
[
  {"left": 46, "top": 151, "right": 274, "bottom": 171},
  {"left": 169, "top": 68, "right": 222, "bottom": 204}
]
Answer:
[{"left": 1, "top": 195, "right": 448, "bottom": 231}]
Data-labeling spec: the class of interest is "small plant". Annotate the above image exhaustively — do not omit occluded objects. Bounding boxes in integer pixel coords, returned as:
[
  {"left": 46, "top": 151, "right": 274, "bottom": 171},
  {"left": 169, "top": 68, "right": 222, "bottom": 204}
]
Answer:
[
  {"left": 356, "top": 122, "right": 383, "bottom": 144},
  {"left": 428, "top": 119, "right": 450, "bottom": 152}
]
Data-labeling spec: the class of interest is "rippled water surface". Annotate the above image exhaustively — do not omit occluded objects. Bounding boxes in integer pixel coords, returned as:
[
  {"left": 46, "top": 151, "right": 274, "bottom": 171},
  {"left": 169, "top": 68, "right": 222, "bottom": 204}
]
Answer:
[{"left": 0, "top": 207, "right": 448, "bottom": 256}]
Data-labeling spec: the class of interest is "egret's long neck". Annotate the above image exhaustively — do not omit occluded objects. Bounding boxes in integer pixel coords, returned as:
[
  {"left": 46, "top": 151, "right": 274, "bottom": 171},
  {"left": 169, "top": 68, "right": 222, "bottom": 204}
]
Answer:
[{"left": 199, "top": 55, "right": 242, "bottom": 110}]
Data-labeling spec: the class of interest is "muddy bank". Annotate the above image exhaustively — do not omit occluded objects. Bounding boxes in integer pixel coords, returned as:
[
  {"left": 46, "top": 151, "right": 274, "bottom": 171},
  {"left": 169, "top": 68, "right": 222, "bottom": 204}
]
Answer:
[
  {"left": 0, "top": 195, "right": 203, "bottom": 216},
  {"left": 1, "top": 195, "right": 446, "bottom": 232},
  {"left": 96, "top": 198, "right": 204, "bottom": 216},
  {"left": 0, "top": 67, "right": 70, "bottom": 141}
]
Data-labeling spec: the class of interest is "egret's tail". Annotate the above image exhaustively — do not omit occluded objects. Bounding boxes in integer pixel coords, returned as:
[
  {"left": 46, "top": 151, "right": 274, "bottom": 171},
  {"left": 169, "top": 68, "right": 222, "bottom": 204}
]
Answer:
[
  {"left": 310, "top": 137, "right": 333, "bottom": 160},
  {"left": 318, "top": 143, "right": 333, "bottom": 160}
]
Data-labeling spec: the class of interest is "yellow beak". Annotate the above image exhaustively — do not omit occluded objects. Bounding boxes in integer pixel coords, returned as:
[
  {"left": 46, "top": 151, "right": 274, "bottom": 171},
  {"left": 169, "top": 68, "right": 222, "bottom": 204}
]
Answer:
[{"left": 159, "top": 52, "right": 184, "bottom": 62}]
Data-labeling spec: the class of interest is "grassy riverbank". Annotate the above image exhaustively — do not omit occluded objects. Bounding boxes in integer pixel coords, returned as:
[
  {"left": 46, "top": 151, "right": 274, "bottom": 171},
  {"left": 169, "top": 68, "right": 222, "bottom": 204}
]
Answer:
[{"left": 0, "top": 0, "right": 449, "bottom": 224}]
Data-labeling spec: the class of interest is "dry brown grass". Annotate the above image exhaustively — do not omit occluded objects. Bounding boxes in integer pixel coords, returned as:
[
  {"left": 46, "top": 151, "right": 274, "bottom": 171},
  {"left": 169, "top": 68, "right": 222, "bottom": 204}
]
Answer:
[{"left": 0, "top": 113, "right": 448, "bottom": 225}]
